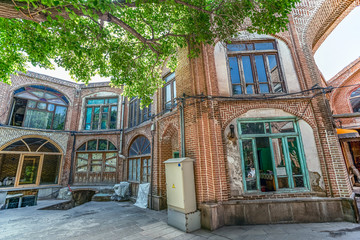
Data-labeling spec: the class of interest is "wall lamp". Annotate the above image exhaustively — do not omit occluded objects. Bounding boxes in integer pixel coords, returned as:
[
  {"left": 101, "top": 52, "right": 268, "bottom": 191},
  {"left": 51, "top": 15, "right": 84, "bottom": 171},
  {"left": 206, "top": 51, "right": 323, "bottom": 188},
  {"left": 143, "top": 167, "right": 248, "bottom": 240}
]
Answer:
[{"left": 229, "top": 124, "right": 235, "bottom": 138}]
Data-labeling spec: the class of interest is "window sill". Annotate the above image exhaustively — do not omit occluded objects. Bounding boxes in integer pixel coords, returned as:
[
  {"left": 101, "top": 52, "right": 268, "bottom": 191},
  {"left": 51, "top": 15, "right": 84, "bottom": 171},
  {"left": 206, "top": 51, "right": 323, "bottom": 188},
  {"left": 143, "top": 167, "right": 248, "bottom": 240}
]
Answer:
[{"left": 243, "top": 188, "right": 310, "bottom": 195}]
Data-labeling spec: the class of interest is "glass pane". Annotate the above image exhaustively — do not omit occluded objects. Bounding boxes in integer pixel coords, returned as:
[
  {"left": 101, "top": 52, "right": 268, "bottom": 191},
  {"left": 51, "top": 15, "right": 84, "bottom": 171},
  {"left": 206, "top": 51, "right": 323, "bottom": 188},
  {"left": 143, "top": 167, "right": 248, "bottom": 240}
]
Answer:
[
  {"left": 227, "top": 44, "right": 246, "bottom": 51},
  {"left": 37, "top": 102, "right": 47, "bottom": 110},
  {"left": 92, "top": 107, "right": 100, "bottom": 129},
  {"left": 87, "top": 140, "right": 97, "bottom": 150},
  {"left": 22, "top": 138, "right": 47, "bottom": 152},
  {"left": 254, "top": 42, "right": 274, "bottom": 50},
  {"left": 98, "top": 140, "right": 108, "bottom": 150},
  {"left": 165, "top": 84, "right": 172, "bottom": 102},
  {"left": 242, "top": 139, "right": 257, "bottom": 191},
  {"left": 229, "top": 57, "right": 240, "bottom": 84},
  {"left": 0, "top": 154, "right": 20, "bottom": 187},
  {"left": 16, "top": 92, "right": 39, "bottom": 100},
  {"left": 108, "top": 142, "right": 116, "bottom": 150},
  {"left": 255, "top": 55, "right": 268, "bottom": 83},
  {"left": 19, "top": 156, "right": 40, "bottom": 185},
  {"left": 11, "top": 98, "right": 27, "bottom": 127},
  {"left": 108, "top": 98, "right": 118, "bottom": 104},
  {"left": 132, "top": 160, "right": 136, "bottom": 181},
  {"left": 142, "top": 159, "right": 148, "bottom": 182},
  {"left": 110, "top": 106, "right": 117, "bottom": 122},
  {"left": 257, "top": 137, "right": 275, "bottom": 192},
  {"left": 164, "top": 72, "right": 175, "bottom": 82},
  {"left": 92, "top": 153, "right": 103, "bottom": 160},
  {"left": 3, "top": 140, "right": 28, "bottom": 151},
  {"left": 47, "top": 104, "right": 55, "bottom": 111},
  {"left": 351, "top": 97, "right": 360, "bottom": 112},
  {"left": 246, "top": 85, "right": 253, "bottom": 94},
  {"left": 40, "top": 155, "right": 61, "bottom": 185},
  {"left": 267, "top": 55, "right": 281, "bottom": 83},
  {"left": 78, "top": 144, "right": 86, "bottom": 151},
  {"left": 77, "top": 166, "right": 87, "bottom": 172},
  {"left": 44, "top": 93, "right": 57, "bottom": 99},
  {"left": 101, "top": 113, "right": 108, "bottom": 129},
  {"left": 173, "top": 82, "right": 176, "bottom": 98},
  {"left": 53, "top": 106, "right": 67, "bottom": 130},
  {"left": 105, "top": 158, "right": 116, "bottom": 168},
  {"left": 105, "top": 166, "right": 116, "bottom": 172},
  {"left": 28, "top": 100, "right": 36, "bottom": 108},
  {"left": 128, "top": 160, "right": 133, "bottom": 180},
  {"left": 136, "top": 158, "right": 141, "bottom": 182},
  {"left": 23, "top": 110, "right": 53, "bottom": 129},
  {"left": 31, "top": 91, "right": 44, "bottom": 98},
  {"left": 77, "top": 153, "right": 88, "bottom": 159},
  {"left": 246, "top": 44, "right": 254, "bottom": 50},
  {"left": 77, "top": 158, "right": 88, "bottom": 167},
  {"left": 37, "top": 142, "right": 60, "bottom": 153},
  {"left": 259, "top": 84, "right": 269, "bottom": 93},
  {"left": 87, "top": 99, "right": 105, "bottom": 105},
  {"left": 272, "top": 138, "right": 288, "bottom": 189},
  {"left": 48, "top": 98, "right": 66, "bottom": 106},
  {"left": 351, "top": 87, "right": 360, "bottom": 97},
  {"left": 106, "top": 152, "right": 116, "bottom": 159},
  {"left": 103, "top": 107, "right": 109, "bottom": 113},
  {"left": 241, "top": 56, "right": 254, "bottom": 84},
  {"left": 91, "top": 165, "right": 102, "bottom": 172},
  {"left": 232, "top": 85, "right": 242, "bottom": 95},
  {"left": 271, "top": 121, "right": 295, "bottom": 133},
  {"left": 273, "top": 83, "right": 283, "bottom": 93},
  {"left": 86, "top": 107, "right": 92, "bottom": 125},
  {"left": 241, "top": 122, "right": 265, "bottom": 134},
  {"left": 287, "top": 137, "right": 304, "bottom": 188}
]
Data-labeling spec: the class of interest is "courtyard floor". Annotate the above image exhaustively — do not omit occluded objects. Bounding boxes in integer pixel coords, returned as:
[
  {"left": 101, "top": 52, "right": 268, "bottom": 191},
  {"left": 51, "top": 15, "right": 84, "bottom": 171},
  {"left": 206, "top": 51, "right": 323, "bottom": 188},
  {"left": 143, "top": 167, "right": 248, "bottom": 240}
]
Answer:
[{"left": 0, "top": 200, "right": 360, "bottom": 240}]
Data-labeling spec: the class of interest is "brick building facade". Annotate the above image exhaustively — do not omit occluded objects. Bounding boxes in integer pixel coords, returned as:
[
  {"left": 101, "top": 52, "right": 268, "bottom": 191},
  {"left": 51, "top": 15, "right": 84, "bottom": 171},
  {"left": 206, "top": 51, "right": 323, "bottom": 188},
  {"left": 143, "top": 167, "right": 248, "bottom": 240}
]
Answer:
[{"left": 0, "top": 0, "right": 359, "bottom": 229}]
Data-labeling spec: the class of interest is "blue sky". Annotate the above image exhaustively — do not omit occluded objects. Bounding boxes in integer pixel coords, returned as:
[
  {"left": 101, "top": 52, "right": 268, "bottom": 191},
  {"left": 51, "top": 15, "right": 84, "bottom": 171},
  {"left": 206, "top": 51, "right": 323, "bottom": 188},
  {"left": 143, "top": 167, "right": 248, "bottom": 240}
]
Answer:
[
  {"left": 28, "top": 6, "right": 360, "bottom": 83},
  {"left": 314, "top": 6, "right": 360, "bottom": 81}
]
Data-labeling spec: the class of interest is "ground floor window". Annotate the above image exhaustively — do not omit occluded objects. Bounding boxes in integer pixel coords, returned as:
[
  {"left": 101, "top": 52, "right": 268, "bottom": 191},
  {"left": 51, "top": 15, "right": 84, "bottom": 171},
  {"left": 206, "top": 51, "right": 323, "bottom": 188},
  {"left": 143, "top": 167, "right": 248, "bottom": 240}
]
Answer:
[
  {"left": 128, "top": 136, "right": 151, "bottom": 183},
  {"left": 238, "top": 119, "right": 308, "bottom": 192},
  {"left": 0, "top": 138, "right": 62, "bottom": 187},
  {"left": 75, "top": 139, "right": 118, "bottom": 184}
]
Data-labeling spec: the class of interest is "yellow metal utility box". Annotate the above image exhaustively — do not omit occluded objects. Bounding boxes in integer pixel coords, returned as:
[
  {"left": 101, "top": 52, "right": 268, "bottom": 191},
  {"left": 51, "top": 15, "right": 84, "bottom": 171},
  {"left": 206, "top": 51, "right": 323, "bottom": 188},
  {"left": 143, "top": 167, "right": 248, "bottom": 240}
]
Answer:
[{"left": 164, "top": 158, "right": 196, "bottom": 214}]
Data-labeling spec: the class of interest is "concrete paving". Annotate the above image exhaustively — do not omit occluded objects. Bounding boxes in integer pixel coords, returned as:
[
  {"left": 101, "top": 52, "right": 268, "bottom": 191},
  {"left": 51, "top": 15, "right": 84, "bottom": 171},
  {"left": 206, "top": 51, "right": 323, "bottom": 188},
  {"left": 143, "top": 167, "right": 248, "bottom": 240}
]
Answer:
[{"left": 0, "top": 200, "right": 360, "bottom": 240}]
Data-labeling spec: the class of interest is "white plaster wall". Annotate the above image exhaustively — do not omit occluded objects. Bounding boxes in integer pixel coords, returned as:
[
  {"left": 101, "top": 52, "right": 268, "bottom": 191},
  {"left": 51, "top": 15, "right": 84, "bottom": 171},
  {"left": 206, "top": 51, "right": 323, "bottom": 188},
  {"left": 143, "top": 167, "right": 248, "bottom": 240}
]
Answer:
[
  {"left": 78, "top": 92, "right": 121, "bottom": 131},
  {"left": 214, "top": 33, "right": 300, "bottom": 96},
  {"left": 224, "top": 108, "right": 325, "bottom": 194}
]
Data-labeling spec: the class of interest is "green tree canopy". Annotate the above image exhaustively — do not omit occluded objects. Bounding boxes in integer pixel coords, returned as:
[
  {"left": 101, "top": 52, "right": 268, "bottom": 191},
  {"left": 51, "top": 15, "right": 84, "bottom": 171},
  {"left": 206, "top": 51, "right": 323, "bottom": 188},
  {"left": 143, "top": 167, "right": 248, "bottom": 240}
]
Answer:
[{"left": 0, "top": 0, "right": 299, "bottom": 105}]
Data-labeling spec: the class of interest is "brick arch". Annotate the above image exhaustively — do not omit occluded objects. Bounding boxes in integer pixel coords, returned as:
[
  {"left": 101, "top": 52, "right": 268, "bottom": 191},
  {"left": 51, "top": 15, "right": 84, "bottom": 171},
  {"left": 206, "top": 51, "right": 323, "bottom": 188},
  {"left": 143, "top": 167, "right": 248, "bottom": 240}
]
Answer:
[
  {"left": 74, "top": 137, "right": 118, "bottom": 151},
  {"left": 303, "top": 0, "right": 359, "bottom": 51},
  {"left": 221, "top": 103, "right": 317, "bottom": 132},
  {"left": 160, "top": 123, "right": 178, "bottom": 142},
  {"left": 10, "top": 83, "right": 72, "bottom": 106}
]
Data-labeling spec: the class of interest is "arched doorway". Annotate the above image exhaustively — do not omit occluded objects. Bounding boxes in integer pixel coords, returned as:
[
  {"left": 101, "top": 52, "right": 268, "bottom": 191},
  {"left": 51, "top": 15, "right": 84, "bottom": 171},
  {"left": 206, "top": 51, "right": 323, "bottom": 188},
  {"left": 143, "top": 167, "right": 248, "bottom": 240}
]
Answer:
[
  {"left": 75, "top": 139, "right": 118, "bottom": 184},
  {"left": 128, "top": 136, "right": 151, "bottom": 195},
  {"left": 0, "top": 137, "right": 63, "bottom": 187}
]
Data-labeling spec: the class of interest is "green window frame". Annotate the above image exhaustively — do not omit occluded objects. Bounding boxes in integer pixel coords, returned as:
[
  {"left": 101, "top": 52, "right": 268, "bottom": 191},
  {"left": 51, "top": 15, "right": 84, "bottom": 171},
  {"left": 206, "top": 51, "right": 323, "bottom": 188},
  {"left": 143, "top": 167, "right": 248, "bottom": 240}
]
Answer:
[{"left": 237, "top": 117, "right": 309, "bottom": 193}]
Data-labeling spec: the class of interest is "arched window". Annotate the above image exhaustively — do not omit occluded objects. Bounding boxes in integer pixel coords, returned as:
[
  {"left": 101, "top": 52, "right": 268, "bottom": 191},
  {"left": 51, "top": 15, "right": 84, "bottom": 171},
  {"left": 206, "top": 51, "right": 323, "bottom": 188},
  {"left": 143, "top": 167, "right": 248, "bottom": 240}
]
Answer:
[
  {"left": 0, "top": 137, "right": 62, "bottom": 187},
  {"left": 75, "top": 139, "right": 118, "bottom": 184},
  {"left": 350, "top": 88, "right": 360, "bottom": 112},
  {"left": 10, "top": 85, "right": 68, "bottom": 130},
  {"left": 128, "top": 136, "right": 151, "bottom": 183}
]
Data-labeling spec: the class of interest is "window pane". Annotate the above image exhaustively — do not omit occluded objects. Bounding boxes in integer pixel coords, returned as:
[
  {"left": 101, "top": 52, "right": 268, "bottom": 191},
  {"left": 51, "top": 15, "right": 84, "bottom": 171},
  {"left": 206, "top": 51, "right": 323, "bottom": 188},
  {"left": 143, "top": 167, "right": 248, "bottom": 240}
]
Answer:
[
  {"left": 271, "top": 121, "right": 295, "bottom": 133},
  {"left": 173, "top": 81, "right": 176, "bottom": 98},
  {"left": 101, "top": 113, "right": 108, "bottom": 129},
  {"left": 11, "top": 98, "right": 27, "bottom": 127},
  {"left": 241, "top": 122, "right": 265, "bottom": 134},
  {"left": 110, "top": 106, "right": 117, "bottom": 122},
  {"left": 19, "top": 156, "right": 40, "bottom": 185},
  {"left": 256, "top": 137, "right": 275, "bottom": 191},
  {"left": 98, "top": 140, "right": 108, "bottom": 150},
  {"left": 31, "top": 91, "right": 44, "bottom": 98},
  {"left": 232, "top": 85, "right": 242, "bottom": 95},
  {"left": 246, "top": 44, "right": 254, "bottom": 50},
  {"left": 132, "top": 160, "right": 136, "bottom": 181},
  {"left": 44, "top": 93, "right": 57, "bottom": 99},
  {"left": 0, "top": 154, "right": 20, "bottom": 187},
  {"left": 229, "top": 57, "right": 241, "bottom": 84},
  {"left": 23, "top": 109, "right": 53, "bottom": 129},
  {"left": 92, "top": 107, "right": 100, "bottom": 129},
  {"left": 53, "top": 106, "right": 67, "bottom": 130},
  {"left": 273, "top": 83, "right": 283, "bottom": 93},
  {"left": 165, "top": 85, "right": 172, "bottom": 102},
  {"left": 267, "top": 55, "right": 281, "bottom": 83},
  {"left": 259, "top": 84, "right": 269, "bottom": 93},
  {"left": 37, "top": 102, "right": 47, "bottom": 110},
  {"left": 128, "top": 160, "right": 133, "bottom": 180},
  {"left": 48, "top": 98, "right": 66, "bottom": 106},
  {"left": 87, "top": 99, "right": 105, "bottom": 105},
  {"left": 272, "top": 138, "right": 289, "bottom": 189},
  {"left": 91, "top": 165, "right": 102, "bottom": 172},
  {"left": 137, "top": 158, "right": 141, "bottom": 182},
  {"left": 287, "top": 138, "right": 304, "bottom": 187},
  {"left": 78, "top": 143, "right": 86, "bottom": 151},
  {"left": 87, "top": 140, "right": 97, "bottom": 150},
  {"left": 108, "top": 98, "right": 118, "bottom": 104},
  {"left": 255, "top": 42, "right": 274, "bottom": 50},
  {"left": 142, "top": 159, "right": 148, "bottom": 182},
  {"left": 242, "top": 139, "right": 257, "bottom": 191},
  {"left": 351, "top": 97, "right": 360, "bottom": 112},
  {"left": 165, "top": 72, "right": 175, "bottom": 82},
  {"left": 255, "top": 55, "right": 268, "bottom": 83},
  {"left": 47, "top": 104, "right": 55, "bottom": 111},
  {"left": 92, "top": 153, "right": 103, "bottom": 160},
  {"left": 227, "top": 44, "right": 246, "bottom": 51},
  {"left": 28, "top": 100, "right": 36, "bottom": 108},
  {"left": 246, "top": 85, "right": 254, "bottom": 94},
  {"left": 351, "top": 88, "right": 360, "bottom": 97},
  {"left": 241, "top": 56, "right": 254, "bottom": 84},
  {"left": 103, "top": 107, "right": 108, "bottom": 113},
  {"left": 86, "top": 108, "right": 92, "bottom": 124},
  {"left": 40, "top": 155, "right": 61, "bottom": 185},
  {"left": 108, "top": 142, "right": 116, "bottom": 150}
]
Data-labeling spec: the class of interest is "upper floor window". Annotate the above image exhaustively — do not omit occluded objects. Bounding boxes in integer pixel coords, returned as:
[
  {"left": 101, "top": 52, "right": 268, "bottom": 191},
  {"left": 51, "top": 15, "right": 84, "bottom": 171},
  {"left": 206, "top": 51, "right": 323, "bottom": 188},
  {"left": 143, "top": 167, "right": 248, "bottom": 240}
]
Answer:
[
  {"left": 227, "top": 41, "right": 286, "bottom": 95},
  {"left": 350, "top": 88, "right": 360, "bottom": 112},
  {"left": 10, "top": 85, "right": 68, "bottom": 130},
  {"left": 128, "top": 98, "right": 151, "bottom": 128},
  {"left": 163, "top": 72, "right": 176, "bottom": 110},
  {"left": 84, "top": 97, "right": 118, "bottom": 130}
]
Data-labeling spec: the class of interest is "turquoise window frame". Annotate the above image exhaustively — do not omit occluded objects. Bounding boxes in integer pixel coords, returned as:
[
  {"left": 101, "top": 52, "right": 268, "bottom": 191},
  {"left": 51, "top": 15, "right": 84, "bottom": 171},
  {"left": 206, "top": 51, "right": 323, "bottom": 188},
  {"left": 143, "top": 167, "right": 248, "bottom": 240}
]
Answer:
[{"left": 237, "top": 117, "right": 310, "bottom": 193}]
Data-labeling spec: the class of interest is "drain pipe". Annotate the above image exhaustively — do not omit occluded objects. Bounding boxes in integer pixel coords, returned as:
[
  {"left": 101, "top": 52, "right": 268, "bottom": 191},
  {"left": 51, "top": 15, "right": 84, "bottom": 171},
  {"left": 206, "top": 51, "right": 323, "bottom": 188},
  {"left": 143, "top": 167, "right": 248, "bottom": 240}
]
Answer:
[
  {"left": 119, "top": 95, "right": 126, "bottom": 181},
  {"left": 150, "top": 123, "right": 156, "bottom": 209},
  {"left": 68, "top": 133, "right": 76, "bottom": 185},
  {"left": 180, "top": 98, "right": 186, "bottom": 157}
]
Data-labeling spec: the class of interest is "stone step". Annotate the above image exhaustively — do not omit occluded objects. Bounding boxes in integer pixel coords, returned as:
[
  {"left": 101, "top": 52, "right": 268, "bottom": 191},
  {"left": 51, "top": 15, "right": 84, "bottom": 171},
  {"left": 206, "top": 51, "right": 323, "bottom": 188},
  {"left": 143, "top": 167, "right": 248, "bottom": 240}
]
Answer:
[{"left": 92, "top": 193, "right": 112, "bottom": 202}]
